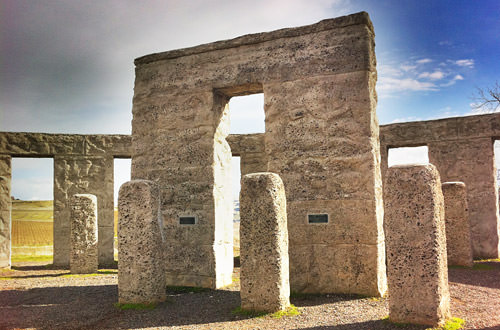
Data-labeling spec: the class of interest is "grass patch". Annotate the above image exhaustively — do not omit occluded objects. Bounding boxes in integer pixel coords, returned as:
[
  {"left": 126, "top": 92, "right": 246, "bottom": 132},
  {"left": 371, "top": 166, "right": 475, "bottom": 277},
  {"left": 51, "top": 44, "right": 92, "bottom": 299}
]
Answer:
[
  {"left": 98, "top": 269, "right": 118, "bottom": 274},
  {"left": 427, "top": 317, "right": 465, "bottom": 330},
  {"left": 382, "top": 316, "right": 465, "bottom": 330},
  {"left": 476, "top": 258, "right": 500, "bottom": 262},
  {"left": 270, "top": 305, "right": 300, "bottom": 318},
  {"left": 232, "top": 305, "right": 299, "bottom": 319},
  {"left": 0, "top": 277, "right": 14, "bottom": 280},
  {"left": 11, "top": 255, "right": 53, "bottom": 263},
  {"left": 166, "top": 286, "right": 208, "bottom": 294},
  {"left": 114, "top": 302, "right": 156, "bottom": 310}
]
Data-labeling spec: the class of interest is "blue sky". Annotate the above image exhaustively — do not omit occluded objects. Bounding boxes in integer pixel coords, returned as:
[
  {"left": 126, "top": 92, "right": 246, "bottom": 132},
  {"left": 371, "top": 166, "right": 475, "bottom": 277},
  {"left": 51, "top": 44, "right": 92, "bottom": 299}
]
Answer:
[{"left": 1, "top": 0, "right": 499, "bottom": 201}]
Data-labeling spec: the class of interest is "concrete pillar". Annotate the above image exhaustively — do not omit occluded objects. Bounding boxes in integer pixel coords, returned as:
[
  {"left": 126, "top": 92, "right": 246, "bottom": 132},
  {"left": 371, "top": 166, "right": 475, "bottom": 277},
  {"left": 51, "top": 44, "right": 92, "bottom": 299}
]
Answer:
[
  {"left": 240, "top": 173, "right": 290, "bottom": 312},
  {"left": 384, "top": 164, "right": 450, "bottom": 326},
  {"left": 118, "top": 180, "right": 165, "bottom": 304},
  {"left": 442, "top": 182, "right": 473, "bottom": 267},
  {"left": 0, "top": 155, "right": 11, "bottom": 269},
  {"left": 70, "top": 194, "right": 98, "bottom": 274}
]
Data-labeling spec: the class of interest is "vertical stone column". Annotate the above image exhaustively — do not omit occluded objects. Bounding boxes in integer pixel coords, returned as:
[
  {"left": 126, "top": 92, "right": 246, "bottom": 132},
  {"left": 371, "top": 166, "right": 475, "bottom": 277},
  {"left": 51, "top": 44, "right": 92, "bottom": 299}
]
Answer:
[
  {"left": 0, "top": 155, "right": 12, "bottom": 269},
  {"left": 384, "top": 164, "right": 450, "bottom": 326},
  {"left": 240, "top": 173, "right": 290, "bottom": 312},
  {"left": 442, "top": 182, "right": 473, "bottom": 267},
  {"left": 118, "top": 180, "right": 166, "bottom": 304},
  {"left": 70, "top": 194, "right": 98, "bottom": 274}
]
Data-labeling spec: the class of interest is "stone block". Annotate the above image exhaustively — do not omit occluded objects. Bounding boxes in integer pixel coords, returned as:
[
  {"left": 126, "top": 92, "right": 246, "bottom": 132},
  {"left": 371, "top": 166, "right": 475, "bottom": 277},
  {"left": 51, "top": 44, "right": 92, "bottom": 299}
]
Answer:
[
  {"left": 442, "top": 182, "right": 473, "bottom": 267},
  {"left": 384, "top": 164, "right": 450, "bottom": 326},
  {"left": 0, "top": 155, "right": 11, "bottom": 269},
  {"left": 70, "top": 194, "right": 98, "bottom": 274},
  {"left": 118, "top": 180, "right": 166, "bottom": 304},
  {"left": 240, "top": 173, "right": 290, "bottom": 312}
]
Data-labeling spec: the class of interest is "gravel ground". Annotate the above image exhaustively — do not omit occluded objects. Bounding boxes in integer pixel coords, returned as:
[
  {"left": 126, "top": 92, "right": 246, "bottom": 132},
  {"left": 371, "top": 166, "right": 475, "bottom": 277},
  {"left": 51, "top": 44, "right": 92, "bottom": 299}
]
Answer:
[{"left": 0, "top": 260, "right": 499, "bottom": 330}]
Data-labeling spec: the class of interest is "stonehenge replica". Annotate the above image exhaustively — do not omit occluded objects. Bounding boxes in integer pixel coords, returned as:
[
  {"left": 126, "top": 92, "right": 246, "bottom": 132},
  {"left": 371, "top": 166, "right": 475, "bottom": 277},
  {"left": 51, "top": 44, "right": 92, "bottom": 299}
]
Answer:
[{"left": 0, "top": 11, "right": 499, "bottom": 325}]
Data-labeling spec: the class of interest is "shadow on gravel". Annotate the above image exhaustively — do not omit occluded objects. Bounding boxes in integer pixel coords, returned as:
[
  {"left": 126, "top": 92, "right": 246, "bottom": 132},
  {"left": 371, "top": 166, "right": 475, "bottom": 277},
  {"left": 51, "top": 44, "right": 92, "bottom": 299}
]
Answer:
[
  {"left": 448, "top": 261, "right": 500, "bottom": 289},
  {"left": 292, "top": 320, "right": 428, "bottom": 330},
  {"left": 291, "top": 293, "right": 366, "bottom": 307},
  {"left": 0, "top": 284, "right": 257, "bottom": 329}
]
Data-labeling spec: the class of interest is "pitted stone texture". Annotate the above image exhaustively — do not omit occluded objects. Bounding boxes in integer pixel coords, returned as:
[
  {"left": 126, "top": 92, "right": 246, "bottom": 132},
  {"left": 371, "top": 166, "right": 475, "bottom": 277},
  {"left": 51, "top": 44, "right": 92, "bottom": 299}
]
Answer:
[
  {"left": 380, "top": 113, "right": 500, "bottom": 258},
  {"left": 0, "top": 155, "right": 11, "bottom": 269},
  {"left": 384, "top": 164, "right": 450, "bottom": 326},
  {"left": 118, "top": 180, "right": 166, "bottom": 304},
  {"left": 70, "top": 194, "right": 98, "bottom": 274},
  {"left": 131, "top": 12, "right": 386, "bottom": 295},
  {"left": 226, "top": 134, "right": 267, "bottom": 175},
  {"left": 442, "top": 182, "right": 473, "bottom": 267},
  {"left": 54, "top": 155, "right": 114, "bottom": 266},
  {"left": 240, "top": 173, "right": 290, "bottom": 312}
]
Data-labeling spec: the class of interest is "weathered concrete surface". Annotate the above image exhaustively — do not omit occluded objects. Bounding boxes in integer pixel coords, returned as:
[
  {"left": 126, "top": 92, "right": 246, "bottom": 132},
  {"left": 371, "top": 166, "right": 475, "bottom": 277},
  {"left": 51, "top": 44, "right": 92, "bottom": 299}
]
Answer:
[
  {"left": 380, "top": 113, "right": 500, "bottom": 258},
  {"left": 0, "top": 132, "right": 131, "bottom": 267},
  {"left": 132, "top": 12, "right": 387, "bottom": 295},
  {"left": 226, "top": 134, "right": 267, "bottom": 175},
  {"left": 70, "top": 194, "right": 98, "bottom": 274},
  {"left": 118, "top": 180, "right": 166, "bottom": 304},
  {"left": 54, "top": 155, "right": 114, "bottom": 266},
  {"left": 240, "top": 173, "right": 290, "bottom": 312},
  {"left": 384, "top": 164, "right": 450, "bottom": 326},
  {"left": 0, "top": 155, "right": 11, "bottom": 269},
  {"left": 442, "top": 182, "right": 473, "bottom": 267}
]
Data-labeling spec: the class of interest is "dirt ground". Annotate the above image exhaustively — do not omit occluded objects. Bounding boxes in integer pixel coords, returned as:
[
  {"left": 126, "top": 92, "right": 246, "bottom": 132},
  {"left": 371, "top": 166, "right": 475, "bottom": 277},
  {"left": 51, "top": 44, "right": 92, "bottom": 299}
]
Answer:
[{"left": 0, "top": 260, "right": 499, "bottom": 330}]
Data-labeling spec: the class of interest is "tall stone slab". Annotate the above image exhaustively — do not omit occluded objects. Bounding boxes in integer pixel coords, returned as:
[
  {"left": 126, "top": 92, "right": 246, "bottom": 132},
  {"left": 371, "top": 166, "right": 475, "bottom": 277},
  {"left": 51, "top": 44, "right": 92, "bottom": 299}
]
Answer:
[
  {"left": 240, "top": 173, "right": 290, "bottom": 312},
  {"left": 118, "top": 180, "right": 166, "bottom": 304},
  {"left": 131, "top": 12, "right": 387, "bottom": 295},
  {"left": 70, "top": 194, "right": 98, "bottom": 274},
  {"left": 442, "top": 182, "right": 473, "bottom": 267},
  {"left": 0, "top": 155, "right": 11, "bottom": 269},
  {"left": 53, "top": 155, "right": 114, "bottom": 266},
  {"left": 384, "top": 164, "right": 450, "bottom": 326}
]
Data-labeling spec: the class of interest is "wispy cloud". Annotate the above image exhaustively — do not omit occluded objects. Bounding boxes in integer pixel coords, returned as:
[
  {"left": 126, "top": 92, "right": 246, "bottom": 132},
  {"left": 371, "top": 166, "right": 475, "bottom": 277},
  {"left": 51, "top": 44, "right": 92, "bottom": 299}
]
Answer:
[
  {"left": 454, "top": 59, "right": 475, "bottom": 68},
  {"left": 378, "top": 57, "right": 473, "bottom": 97},
  {"left": 416, "top": 58, "right": 433, "bottom": 64},
  {"left": 418, "top": 70, "right": 445, "bottom": 80}
]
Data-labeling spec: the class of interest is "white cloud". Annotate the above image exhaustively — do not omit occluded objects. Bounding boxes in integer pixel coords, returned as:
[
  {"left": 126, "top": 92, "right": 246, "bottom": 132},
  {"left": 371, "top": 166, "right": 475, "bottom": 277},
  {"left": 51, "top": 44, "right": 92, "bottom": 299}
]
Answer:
[
  {"left": 390, "top": 116, "right": 422, "bottom": 123},
  {"left": 378, "top": 77, "right": 438, "bottom": 92},
  {"left": 418, "top": 70, "right": 445, "bottom": 80},
  {"left": 416, "top": 58, "right": 433, "bottom": 64},
  {"left": 454, "top": 74, "right": 464, "bottom": 80},
  {"left": 455, "top": 59, "right": 475, "bottom": 68}
]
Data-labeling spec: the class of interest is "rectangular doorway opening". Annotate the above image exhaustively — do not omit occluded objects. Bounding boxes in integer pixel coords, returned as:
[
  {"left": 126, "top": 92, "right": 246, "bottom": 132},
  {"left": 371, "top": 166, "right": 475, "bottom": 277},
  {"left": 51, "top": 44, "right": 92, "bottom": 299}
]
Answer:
[
  {"left": 11, "top": 157, "right": 54, "bottom": 265},
  {"left": 388, "top": 146, "right": 429, "bottom": 167},
  {"left": 113, "top": 158, "right": 131, "bottom": 261}
]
